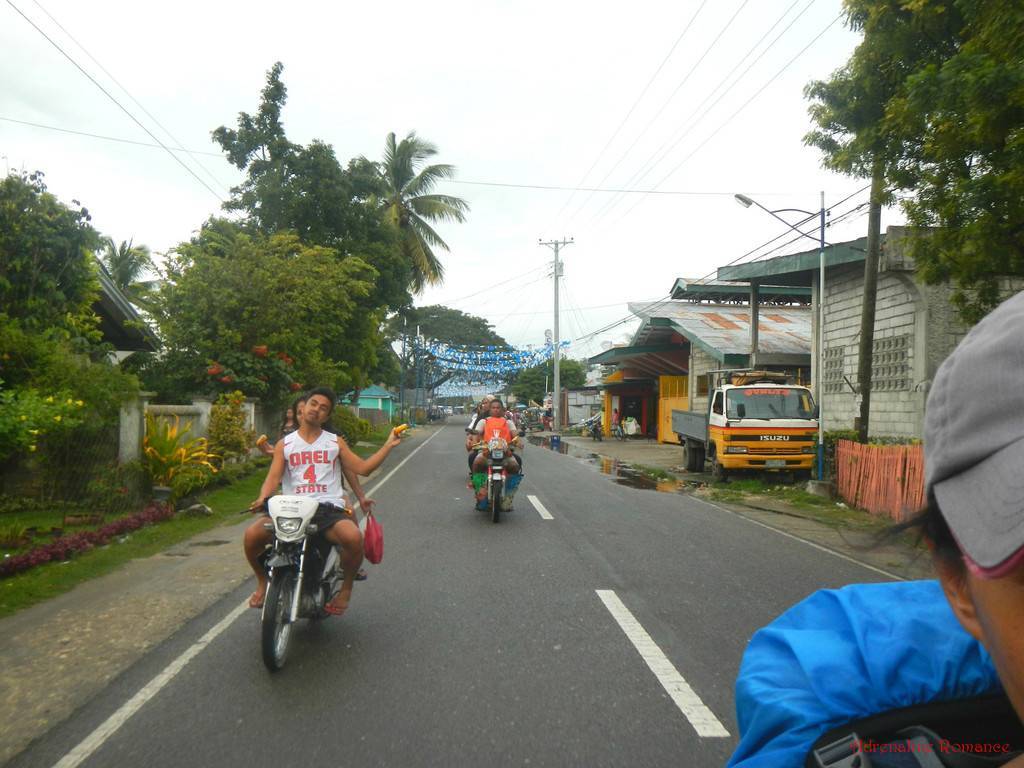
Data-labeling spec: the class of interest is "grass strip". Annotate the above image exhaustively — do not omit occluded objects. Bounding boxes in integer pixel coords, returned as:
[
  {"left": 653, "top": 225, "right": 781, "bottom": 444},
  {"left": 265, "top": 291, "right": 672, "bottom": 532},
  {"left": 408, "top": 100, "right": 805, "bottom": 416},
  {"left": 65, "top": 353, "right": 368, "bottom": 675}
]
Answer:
[{"left": 0, "top": 472, "right": 264, "bottom": 619}]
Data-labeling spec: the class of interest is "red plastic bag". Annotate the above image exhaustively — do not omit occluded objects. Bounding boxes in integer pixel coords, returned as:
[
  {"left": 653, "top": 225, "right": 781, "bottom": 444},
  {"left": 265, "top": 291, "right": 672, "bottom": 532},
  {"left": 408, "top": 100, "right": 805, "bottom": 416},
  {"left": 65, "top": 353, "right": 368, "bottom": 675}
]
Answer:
[{"left": 364, "top": 513, "right": 383, "bottom": 564}]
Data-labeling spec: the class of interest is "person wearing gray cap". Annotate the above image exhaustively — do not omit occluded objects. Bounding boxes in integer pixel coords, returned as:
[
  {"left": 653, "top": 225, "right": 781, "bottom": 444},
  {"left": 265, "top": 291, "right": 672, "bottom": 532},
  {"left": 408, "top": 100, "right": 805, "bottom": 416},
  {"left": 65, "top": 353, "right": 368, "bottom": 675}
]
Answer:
[{"left": 918, "top": 289, "right": 1024, "bottom": 730}]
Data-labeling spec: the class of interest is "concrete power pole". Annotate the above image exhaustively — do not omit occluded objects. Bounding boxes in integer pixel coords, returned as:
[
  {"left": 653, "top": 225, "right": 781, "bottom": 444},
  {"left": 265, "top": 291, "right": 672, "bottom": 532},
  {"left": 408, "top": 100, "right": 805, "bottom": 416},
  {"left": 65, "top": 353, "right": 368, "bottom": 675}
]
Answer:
[{"left": 539, "top": 238, "right": 573, "bottom": 432}]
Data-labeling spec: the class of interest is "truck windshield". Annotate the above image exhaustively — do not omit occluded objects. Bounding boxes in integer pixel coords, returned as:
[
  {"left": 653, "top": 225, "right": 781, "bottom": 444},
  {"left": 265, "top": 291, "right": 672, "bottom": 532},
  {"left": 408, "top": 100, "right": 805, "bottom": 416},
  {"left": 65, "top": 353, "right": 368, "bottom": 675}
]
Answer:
[{"left": 727, "top": 388, "right": 815, "bottom": 420}]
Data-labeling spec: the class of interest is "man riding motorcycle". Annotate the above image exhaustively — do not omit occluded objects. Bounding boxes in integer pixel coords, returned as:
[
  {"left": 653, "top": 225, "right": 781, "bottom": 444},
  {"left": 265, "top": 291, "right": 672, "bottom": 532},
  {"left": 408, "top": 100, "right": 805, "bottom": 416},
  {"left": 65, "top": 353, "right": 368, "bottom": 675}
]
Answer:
[
  {"left": 243, "top": 387, "right": 402, "bottom": 617},
  {"left": 471, "top": 397, "right": 522, "bottom": 475}
]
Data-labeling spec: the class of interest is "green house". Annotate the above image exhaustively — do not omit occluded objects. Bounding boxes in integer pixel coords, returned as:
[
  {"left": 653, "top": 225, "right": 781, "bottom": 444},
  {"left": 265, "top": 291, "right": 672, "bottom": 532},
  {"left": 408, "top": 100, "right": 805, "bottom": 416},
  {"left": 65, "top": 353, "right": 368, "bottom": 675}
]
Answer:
[{"left": 341, "top": 385, "right": 396, "bottom": 419}]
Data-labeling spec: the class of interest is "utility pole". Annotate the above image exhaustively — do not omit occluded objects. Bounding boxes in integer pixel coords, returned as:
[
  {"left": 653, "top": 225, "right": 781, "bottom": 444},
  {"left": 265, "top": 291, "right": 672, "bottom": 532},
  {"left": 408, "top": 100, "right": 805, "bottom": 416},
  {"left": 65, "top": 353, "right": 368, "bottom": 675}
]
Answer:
[
  {"left": 539, "top": 238, "right": 573, "bottom": 432},
  {"left": 399, "top": 315, "right": 407, "bottom": 422},
  {"left": 856, "top": 164, "right": 885, "bottom": 443}
]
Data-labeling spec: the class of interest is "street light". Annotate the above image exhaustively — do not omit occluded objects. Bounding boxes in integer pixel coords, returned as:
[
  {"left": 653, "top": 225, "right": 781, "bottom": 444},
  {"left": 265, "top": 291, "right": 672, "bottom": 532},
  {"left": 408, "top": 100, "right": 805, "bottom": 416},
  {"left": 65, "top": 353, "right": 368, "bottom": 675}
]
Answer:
[{"left": 736, "top": 192, "right": 827, "bottom": 481}]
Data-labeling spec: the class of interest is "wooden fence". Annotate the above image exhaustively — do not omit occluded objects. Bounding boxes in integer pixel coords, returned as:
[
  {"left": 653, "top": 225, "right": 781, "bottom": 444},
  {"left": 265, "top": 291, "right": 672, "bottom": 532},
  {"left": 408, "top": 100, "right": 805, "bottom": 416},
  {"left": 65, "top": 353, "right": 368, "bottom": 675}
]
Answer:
[{"left": 835, "top": 440, "right": 926, "bottom": 521}]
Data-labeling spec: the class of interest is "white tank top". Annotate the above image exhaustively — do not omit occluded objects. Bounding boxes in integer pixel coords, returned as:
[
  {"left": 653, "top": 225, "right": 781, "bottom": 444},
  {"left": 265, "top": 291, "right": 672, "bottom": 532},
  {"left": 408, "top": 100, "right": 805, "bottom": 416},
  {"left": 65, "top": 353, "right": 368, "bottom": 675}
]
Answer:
[{"left": 281, "top": 429, "right": 347, "bottom": 508}]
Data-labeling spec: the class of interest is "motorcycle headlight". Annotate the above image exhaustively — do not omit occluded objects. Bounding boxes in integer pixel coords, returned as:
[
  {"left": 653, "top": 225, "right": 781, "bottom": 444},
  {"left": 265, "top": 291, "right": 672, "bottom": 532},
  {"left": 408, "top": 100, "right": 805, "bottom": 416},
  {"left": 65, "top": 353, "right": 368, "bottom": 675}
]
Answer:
[
  {"left": 491, "top": 450, "right": 505, "bottom": 459},
  {"left": 276, "top": 516, "right": 302, "bottom": 534}
]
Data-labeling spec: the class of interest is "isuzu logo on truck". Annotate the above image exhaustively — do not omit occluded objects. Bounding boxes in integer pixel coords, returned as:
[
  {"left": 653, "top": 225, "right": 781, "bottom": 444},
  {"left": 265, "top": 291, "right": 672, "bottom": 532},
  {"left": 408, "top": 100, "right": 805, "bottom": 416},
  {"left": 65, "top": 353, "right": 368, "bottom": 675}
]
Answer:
[{"left": 759, "top": 435, "right": 791, "bottom": 441}]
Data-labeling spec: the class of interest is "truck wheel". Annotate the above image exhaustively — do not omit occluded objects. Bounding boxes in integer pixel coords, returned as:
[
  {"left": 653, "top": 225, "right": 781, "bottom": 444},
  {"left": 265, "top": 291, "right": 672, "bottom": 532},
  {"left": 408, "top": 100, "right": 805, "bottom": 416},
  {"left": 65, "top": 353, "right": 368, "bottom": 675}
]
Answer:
[
  {"left": 710, "top": 447, "right": 728, "bottom": 482},
  {"left": 682, "top": 440, "right": 701, "bottom": 472}
]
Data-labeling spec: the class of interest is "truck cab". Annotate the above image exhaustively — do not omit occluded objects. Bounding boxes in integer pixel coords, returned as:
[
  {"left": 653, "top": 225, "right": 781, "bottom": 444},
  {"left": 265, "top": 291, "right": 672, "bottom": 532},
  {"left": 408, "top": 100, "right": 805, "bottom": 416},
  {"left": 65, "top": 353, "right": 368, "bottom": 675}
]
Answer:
[{"left": 674, "top": 370, "right": 818, "bottom": 480}]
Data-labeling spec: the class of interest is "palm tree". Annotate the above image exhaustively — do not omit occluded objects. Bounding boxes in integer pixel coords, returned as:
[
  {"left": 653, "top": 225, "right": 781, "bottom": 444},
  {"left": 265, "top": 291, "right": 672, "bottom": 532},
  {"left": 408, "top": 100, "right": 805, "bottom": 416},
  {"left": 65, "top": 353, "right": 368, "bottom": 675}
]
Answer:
[
  {"left": 378, "top": 132, "right": 469, "bottom": 293},
  {"left": 100, "top": 237, "right": 155, "bottom": 307}
]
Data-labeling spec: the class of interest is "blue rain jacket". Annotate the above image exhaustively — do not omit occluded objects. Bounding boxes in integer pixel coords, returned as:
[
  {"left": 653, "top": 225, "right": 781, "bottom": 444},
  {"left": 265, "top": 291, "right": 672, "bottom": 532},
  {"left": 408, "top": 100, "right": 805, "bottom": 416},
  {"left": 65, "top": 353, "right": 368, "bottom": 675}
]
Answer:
[{"left": 728, "top": 580, "right": 1001, "bottom": 768}]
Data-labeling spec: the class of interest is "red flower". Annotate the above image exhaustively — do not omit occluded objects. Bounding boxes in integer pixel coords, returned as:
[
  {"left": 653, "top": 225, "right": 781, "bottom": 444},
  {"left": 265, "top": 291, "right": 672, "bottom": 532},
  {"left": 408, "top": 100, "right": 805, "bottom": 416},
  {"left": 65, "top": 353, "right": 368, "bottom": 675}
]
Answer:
[
  {"left": 219, "top": 375, "right": 234, "bottom": 384},
  {"left": 252, "top": 345, "right": 269, "bottom": 357},
  {"left": 206, "top": 363, "right": 224, "bottom": 376},
  {"left": 289, "top": 382, "right": 303, "bottom": 392}
]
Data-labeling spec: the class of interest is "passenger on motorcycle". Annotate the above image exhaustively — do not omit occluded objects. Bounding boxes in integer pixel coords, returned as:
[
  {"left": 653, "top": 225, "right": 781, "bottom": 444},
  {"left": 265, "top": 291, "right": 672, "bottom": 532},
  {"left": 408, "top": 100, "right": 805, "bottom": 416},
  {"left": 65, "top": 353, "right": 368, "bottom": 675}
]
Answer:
[
  {"left": 472, "top": 397, "right": 522, "bottom": 474},
  {"left": 244, "top": 387, "right": 402, "bottom": 616},
  {"left": 465, "top": 395, "right": 494, "bottom": 471}
]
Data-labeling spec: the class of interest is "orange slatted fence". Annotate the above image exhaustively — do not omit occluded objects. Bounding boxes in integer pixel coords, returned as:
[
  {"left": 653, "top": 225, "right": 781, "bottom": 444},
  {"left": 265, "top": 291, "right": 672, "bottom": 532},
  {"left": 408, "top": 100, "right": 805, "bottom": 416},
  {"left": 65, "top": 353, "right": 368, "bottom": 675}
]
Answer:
[{"left": 835, "top": 440, "right": 926, "bottom": 521}]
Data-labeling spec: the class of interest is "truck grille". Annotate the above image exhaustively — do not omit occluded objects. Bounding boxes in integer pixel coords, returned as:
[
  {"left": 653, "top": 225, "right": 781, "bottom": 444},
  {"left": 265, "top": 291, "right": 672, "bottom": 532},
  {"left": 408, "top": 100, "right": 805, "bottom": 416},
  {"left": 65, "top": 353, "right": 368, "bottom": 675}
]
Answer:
[{"left": 747, "top": 445, "right": 804, "bottom": 455}]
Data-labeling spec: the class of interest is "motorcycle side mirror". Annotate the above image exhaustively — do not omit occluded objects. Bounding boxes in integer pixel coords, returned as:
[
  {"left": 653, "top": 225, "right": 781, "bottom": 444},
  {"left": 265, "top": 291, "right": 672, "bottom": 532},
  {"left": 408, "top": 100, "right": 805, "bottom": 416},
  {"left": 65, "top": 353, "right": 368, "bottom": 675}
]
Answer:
[{"left": 736, "top": 403, "right": 746, "bottom": 419}]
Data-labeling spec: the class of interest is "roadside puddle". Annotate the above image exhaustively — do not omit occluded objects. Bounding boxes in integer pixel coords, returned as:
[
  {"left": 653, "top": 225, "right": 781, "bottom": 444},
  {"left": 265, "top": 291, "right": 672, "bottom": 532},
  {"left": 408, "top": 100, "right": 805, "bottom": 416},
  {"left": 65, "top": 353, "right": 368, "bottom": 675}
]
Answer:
[{"left": 526, "top": 436, "right": 701, "bottom": 495}]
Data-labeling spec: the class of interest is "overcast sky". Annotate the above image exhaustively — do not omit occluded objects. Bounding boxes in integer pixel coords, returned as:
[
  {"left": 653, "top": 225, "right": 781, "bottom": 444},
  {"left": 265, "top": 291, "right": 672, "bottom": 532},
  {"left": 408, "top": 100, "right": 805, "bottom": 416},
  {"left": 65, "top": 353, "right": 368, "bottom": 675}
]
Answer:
[{"left": 1, "top": 0, "right": 890, "bottom": 358}]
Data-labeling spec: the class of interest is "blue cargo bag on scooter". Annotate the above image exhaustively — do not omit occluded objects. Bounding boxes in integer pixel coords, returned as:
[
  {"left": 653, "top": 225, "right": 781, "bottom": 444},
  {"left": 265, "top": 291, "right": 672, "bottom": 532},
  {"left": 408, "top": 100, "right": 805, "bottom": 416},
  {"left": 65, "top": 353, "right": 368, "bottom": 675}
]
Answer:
[{"left": 727, "top": 580, "right": 1009, "bottom": 768}]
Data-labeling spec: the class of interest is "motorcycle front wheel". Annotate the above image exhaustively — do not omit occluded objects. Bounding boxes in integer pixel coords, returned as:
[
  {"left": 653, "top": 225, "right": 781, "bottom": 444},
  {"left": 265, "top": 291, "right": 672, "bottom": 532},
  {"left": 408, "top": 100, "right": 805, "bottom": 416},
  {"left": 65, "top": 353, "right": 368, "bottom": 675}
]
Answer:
[
  {"left": 490, "top": 479, "right": 502, "bottom": 523},
  {"left": 261, "top": 569, "right": 296, "bottom": 672}
]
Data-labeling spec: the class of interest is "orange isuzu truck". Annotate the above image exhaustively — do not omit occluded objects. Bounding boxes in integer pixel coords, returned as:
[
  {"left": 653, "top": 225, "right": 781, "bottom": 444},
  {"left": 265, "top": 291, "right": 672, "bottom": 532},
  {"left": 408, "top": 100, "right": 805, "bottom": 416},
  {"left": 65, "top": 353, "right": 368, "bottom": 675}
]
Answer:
[{"left": 672, "top": 370, "right": 819, "bottom": 481}]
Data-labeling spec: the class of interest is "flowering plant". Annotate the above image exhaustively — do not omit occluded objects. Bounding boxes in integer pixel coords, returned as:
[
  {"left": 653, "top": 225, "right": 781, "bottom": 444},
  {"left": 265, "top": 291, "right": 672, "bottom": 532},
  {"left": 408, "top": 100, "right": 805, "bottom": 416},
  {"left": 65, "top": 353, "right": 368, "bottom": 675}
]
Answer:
[
  {"left": 0, "top": 381, "right": 84, "bottom": 460},
  {"left": 0, "top": 502, "right": 173, "bottom": 578},
  {"left": 143, "top": 414, "right": 219, "bottom": 487}
]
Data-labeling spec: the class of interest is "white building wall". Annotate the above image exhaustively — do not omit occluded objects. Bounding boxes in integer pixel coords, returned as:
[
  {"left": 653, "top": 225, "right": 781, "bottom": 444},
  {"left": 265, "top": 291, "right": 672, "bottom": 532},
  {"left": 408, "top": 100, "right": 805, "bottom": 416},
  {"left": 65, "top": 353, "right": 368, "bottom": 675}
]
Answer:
[{"left": 687, "top": 346, "right": 719, "bottom": 416}]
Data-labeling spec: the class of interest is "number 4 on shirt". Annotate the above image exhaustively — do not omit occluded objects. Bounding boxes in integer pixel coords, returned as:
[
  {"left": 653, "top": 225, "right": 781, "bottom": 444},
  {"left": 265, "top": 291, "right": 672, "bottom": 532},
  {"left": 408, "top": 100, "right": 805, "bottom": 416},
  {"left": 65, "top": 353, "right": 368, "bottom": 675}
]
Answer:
[{"left": 302, "top": 465, "right": 317, "bottom": 485}]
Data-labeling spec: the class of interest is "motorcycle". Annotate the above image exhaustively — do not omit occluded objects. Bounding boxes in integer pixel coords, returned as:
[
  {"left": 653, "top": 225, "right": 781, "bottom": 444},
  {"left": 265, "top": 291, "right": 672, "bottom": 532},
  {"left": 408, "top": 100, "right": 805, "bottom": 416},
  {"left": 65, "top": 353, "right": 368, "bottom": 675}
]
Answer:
[
  {"left": 585, "top": 413, "right": 603, "bottom": 441},
  {"left": 473, "top": 437, "right": 523, "bottom": 523},
  {"left": 259, "top": 495, "right": 344, "bottom": 672}
]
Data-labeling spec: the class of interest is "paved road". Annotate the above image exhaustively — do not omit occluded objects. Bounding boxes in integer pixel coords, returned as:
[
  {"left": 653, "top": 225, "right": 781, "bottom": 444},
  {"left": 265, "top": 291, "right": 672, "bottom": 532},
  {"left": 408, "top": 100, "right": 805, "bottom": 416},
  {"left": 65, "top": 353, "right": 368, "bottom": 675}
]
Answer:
[{"left": 13, "top": 423, "right": 889, "bottom": 768}]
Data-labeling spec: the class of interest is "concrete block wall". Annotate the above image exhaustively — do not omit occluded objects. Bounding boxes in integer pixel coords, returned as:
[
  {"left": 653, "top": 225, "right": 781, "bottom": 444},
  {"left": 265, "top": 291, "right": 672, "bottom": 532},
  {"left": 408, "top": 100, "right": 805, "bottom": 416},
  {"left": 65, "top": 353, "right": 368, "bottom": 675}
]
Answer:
[{"left": 820, "top": 263, "right": 923, "bottom": 438}]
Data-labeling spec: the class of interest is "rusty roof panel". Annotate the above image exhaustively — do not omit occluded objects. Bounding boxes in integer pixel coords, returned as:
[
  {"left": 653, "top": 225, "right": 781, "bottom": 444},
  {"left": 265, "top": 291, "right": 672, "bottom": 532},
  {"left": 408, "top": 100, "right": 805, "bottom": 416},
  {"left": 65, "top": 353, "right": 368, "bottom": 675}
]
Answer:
[{"left": 628, "top": 301, "right": 811, "bottom": 356}]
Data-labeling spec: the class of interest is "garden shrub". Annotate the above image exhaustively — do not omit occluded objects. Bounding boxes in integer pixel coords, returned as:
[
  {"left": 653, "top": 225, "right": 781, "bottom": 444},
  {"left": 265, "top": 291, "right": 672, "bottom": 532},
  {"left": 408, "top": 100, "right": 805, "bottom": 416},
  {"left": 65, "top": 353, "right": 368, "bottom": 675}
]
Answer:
[
  {"left": 207, "top": 390, "right": 254, "bottom": 464},
  {"left": 331, "top": 408, "right": 371, "bottom": 445}
]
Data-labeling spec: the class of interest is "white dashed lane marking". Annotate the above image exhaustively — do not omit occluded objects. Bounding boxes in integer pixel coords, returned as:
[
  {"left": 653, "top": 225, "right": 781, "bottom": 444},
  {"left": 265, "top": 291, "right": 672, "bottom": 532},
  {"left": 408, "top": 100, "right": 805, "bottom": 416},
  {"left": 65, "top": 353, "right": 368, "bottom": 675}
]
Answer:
[
  {"left": 527, "top": 494, "right": 554, "bottom": 520},
  {"left": 596, "top": 589, "right": 730, "bottom": 738}
]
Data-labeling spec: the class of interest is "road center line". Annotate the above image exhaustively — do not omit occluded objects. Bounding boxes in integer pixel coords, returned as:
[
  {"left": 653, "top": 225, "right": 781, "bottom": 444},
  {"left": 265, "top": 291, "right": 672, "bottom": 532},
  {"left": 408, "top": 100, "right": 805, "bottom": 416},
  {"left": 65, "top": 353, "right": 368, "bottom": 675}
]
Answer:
[
  {"left": 527, "top": 494, "right": 554, "bottom": 520},
  {"left": 595, "top": 589, "right": 730, "bottom": 739},
  {"left": 52, "top": 426, "right": 441, "bottom": 768}
]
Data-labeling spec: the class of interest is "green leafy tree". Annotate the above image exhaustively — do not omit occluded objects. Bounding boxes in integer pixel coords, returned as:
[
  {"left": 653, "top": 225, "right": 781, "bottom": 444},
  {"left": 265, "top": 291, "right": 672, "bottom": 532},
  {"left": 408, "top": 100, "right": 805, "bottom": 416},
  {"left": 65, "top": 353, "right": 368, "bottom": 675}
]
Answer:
[
  {"left": 0, "top": 172, "right": 101, "bottom": 337},
  {"left": 885, "top": 1, "right": 1024, "bottom": 322},
  {"left": 805, "top": 0, "right": 957, "bottom": 441},
  {"left": 387, "top": 305, "right": 508, "bottom": 389},
  {"left": 375, "top": 132, "right": 469, "bottom": 292},
  {"left": 510, "top": 359, "right": 586, "bottom": 405},
  {"left": 150, "top": 222, "right": 378, "bottom": 403}
]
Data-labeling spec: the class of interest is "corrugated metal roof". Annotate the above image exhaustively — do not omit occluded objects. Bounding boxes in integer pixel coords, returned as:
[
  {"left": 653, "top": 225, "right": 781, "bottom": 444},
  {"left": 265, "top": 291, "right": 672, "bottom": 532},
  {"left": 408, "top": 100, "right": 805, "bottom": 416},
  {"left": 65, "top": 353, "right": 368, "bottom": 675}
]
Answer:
[{"left": 628, "top": 301, "right": 811, "bottom": 356}]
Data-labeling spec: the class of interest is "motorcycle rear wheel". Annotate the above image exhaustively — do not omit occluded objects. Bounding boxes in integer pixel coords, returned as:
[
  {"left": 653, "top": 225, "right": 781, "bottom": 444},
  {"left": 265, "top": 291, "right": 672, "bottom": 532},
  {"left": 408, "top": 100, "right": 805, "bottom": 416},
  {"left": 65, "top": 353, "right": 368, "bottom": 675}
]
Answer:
[{"left": 261, "top": 570, "right": 295, "bottom": 672}]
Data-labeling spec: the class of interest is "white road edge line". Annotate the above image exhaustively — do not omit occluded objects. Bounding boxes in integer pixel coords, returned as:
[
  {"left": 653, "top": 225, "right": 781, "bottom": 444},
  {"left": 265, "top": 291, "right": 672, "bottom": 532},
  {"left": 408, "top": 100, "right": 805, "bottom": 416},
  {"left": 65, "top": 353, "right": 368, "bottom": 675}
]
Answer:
[
  {"left": 527, "top": 494, "right": 554, "bottom": 520},
  {"left": 52, "top": 426, "right": 443, "bottom": 768},
  {"left": 690, "top": 495, "right": 903, "bottom": 581},
  {"left": 595, "top": 589, "right": 730, "bottom": 739},
  {"left": 53, "top": 600, "right": 249, "bottom": 768}
]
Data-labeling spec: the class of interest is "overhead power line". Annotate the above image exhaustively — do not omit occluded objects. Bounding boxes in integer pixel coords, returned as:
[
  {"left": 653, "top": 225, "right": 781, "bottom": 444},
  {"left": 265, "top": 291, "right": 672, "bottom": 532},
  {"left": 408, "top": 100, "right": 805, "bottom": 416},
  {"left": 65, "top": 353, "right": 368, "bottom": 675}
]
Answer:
[
  {"left": 27, "top": 0, "right": 231, "bottom": 194},
  {"left": 444, "top": 178, "right": 785, "bottom": 196},
  {"left": 615, "top": 11, "right": 844, "bottom": 222},
  {"left": 567, "top": 183, "right": 872, "bottom": 345},
  {"left": 570, "top": 0, "right": 750, "bottom": 223},
  {"left": 5, "top": 0, "right": 225, "bottom": 202},
  {"left": 555, "top": 0, "right": 709, "bottom": 220},
  {"left": 591, "top": 0, "right": 814, "bottom": 222},
  {"left": 0, "top": 116, "right": 225, "bottom": 157}
]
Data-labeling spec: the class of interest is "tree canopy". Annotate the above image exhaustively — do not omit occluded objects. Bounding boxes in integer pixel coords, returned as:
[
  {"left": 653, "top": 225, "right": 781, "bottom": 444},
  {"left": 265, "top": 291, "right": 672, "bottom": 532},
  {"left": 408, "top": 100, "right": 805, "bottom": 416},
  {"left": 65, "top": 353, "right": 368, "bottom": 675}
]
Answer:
[
  {"left": 805, "top": 0, "right": 1024, "bottom": 323},
  {"left": 375, "top": 132, "right": 469, "bottom": 293},
  {"left": 131, "top": 62, "right": 469, "bottom": 404},
  {"left": 0, "top": 172, "right": 101, "bottom": 337}
]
